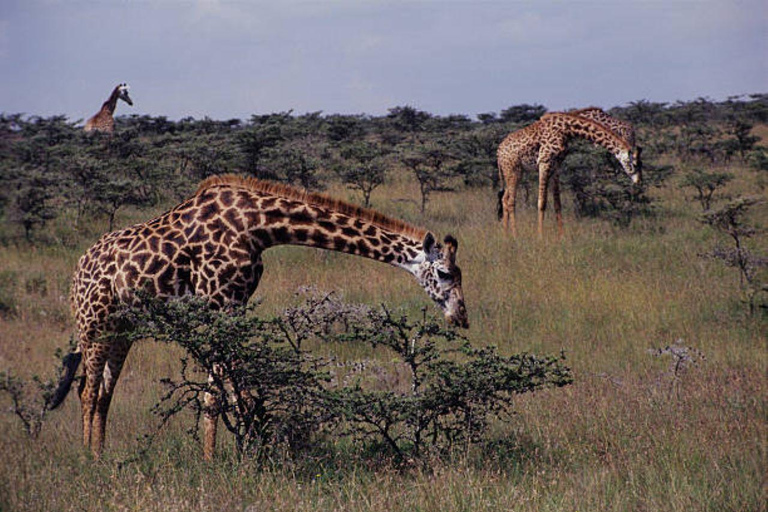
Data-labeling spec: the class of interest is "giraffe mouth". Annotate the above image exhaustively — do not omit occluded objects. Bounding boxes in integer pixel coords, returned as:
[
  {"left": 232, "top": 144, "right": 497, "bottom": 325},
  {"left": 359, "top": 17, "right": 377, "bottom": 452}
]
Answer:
[{"left": 446, "top": 312, "right": 469, "bottom": 329}]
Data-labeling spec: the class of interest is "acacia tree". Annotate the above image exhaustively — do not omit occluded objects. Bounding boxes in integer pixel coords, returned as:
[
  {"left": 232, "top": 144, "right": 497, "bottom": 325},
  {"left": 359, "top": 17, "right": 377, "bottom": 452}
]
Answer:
[
  {"left": 115, "top": 290, "right": 572, "bottom": 464},
  {"left": 264, "top": 144, "right": 324, "bottom": 191},
  {"left": 680, "top": 168, "right": 733, "bottom": 211},
  {"left": 237, "top": 113, "right": 290, "bottom": 180},
  {"left": 399, "top": 141, "right": 457, "bottom": 213},
  {"left": 499, "top": 104, "right": 547, "bottom": 124},
  {"left": 451, "top": 125, "right": 507, "bottom": 188},
  {"left": 386, "top": 106, "right": 432, "bottom": 142},
  {"left": 700, "top": 197, "right": 767, "bottom": 315},
  {"left": 10, "top": 167, "right": 60, "bottom": 241},
  {"left": 334, "top": 141, "right": 389, "bottom": 207}
]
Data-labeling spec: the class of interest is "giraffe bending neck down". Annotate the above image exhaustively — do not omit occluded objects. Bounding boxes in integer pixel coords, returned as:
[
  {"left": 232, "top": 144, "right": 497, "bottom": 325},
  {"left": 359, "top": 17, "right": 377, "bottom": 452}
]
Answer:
[
  {"left": 50, "top": 175, "right": 468, "bottom": 460},
  {"left": 497, "top": 112, "right": 641, "bottom": 236},
  {"left": 84, "top": 83, "right": 133, "bottom": 134}
]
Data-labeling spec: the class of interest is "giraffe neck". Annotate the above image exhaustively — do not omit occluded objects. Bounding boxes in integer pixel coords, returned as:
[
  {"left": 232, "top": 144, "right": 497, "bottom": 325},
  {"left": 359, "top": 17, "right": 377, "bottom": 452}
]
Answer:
[
  {"left": 252, "top": 201, "right": 426, "bottom": 270},
  {"left": 569, "top": 107, "right": 635, "bottom": 146},
  {"left": 195, "top": 181, "right": 429, "bottom": 274},
  {"left": 548, "top": 113, "right": 630, "bottom": 156},
  {"left": 102, "top": 87, "right": 122, "bottom": 115}
]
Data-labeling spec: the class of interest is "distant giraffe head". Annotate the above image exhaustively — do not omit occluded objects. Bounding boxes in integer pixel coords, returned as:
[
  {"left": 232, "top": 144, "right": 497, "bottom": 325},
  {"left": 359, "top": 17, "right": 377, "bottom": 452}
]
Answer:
[
  {"left": 116, "top": 83, "right": 133, "bottom": 106},
  {"left": 412, "top": 233, "right": 468, "bottom": 328}
]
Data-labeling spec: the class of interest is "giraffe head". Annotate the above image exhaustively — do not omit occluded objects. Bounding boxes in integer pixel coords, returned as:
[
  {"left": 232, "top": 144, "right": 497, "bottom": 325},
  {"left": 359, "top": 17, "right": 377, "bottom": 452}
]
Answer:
[
  {"left": 414, "top": 233, "right": 469, "bottom": 329},
  {"left": 617, "top": 147, "right": 641, "bottom": 184},
  {"left": 117, "top": 83, "right": 133, "bottom": 106}
]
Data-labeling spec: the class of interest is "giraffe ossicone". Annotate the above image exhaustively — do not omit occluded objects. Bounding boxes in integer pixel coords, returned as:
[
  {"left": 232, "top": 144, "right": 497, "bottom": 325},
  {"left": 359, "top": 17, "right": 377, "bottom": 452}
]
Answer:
[{"left": 51, "top": 174, "right": 468, "bottom": 460}]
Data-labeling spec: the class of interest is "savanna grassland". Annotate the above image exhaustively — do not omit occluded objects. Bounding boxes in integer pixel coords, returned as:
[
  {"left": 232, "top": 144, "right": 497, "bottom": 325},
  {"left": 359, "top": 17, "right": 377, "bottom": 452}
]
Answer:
[{"left": 0, "top": 100, "right": 766, "bottom": 511}]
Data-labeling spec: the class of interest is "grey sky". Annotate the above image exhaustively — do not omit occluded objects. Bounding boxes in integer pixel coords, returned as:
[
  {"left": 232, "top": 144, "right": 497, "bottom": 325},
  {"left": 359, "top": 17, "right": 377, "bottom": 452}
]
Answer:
[{"left": 1, "top": 1, "right": 765, "bottom": 122}]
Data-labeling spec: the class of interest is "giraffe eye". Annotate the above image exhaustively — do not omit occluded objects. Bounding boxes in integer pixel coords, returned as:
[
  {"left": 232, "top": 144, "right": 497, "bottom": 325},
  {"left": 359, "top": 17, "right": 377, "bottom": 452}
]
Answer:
[{"left": 436, "top": 269, "right": 452, "bottom": 281}]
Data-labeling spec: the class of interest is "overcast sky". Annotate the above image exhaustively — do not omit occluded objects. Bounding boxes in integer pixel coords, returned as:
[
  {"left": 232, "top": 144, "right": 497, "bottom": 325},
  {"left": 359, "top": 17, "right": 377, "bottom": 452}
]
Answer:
[{"left": 1, "top": 0, "right": 765, "bottom": 122}]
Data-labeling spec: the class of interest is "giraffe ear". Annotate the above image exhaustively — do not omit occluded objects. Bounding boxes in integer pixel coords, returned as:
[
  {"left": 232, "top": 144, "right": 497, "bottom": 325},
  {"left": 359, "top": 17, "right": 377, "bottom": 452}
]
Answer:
[
  {"left": 422, "top": 232, "right": 436, "bottom": 254},
  {"left": 444, "top": 235, "right": 458, "bottom": 262},
  {"left": 443, "top": 235, "right": 458, "bottom": 252}
]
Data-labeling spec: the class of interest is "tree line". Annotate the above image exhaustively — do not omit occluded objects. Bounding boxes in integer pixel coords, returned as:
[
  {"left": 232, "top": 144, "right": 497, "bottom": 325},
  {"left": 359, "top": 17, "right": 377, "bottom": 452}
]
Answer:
[{"left": 1, "top": 94, "right": 766, "bottom": 242}]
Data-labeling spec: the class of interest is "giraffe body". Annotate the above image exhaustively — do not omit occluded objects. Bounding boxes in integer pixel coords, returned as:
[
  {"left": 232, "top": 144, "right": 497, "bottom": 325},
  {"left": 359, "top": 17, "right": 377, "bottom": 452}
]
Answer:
[
  {"left": 84, "top": 83, "right": 133, "bottom": 134},
  {"left": 54, "top": 175, "right": 468, "bottom": 460},
  {"left": 497, "top": 112, "right": 640, "bottom": 236}
]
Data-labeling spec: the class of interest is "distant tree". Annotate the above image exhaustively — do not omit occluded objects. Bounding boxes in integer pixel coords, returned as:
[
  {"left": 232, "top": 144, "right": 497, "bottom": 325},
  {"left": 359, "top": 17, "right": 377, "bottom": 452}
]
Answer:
[
  {"left": 335, "top": 141, "right": 389, "bottom": 207},
  {"left": 748, "top": 148, "right": 768, "bottom": 189},
  {"left": 237, "top": 113, "right": 291, "bottom": 180},
  {"left": 676, "top": 123, "right": 722, "bottom": 163},
  {"left": 424, "top": 114, "right": 474, "bottom": 135},
  {"left": 476, "top": 112, "right": 499, "bottom": 124},
  {"left": 8, "top": 167, "right": 60, "bottom": 241},
  {"left": 620, "top": 100, "right": 669, "bottom": 128},
  {"left": 399, "top": 141, "right": 456, "bottom": 213},
  {"left": 700, "top": 197, "right": 767, "bottom": 315},
  {"left": 325, "top": 114, "right": 367, "bottom": 144},
  {"left": 264, "top": 145, "right": 323, "bottom": 191},
  {"left": 680, "top": 168, "right": 734, "bottom": 211},
  {"left": 451, "top": 125, "right": 507, "bottom": 188},
  {"left": 174, "top": 134, "right": 239, "bottom": 182},
  {"left": 387, "top": 106, "right": 432, "bottom": 141},
  {"left": 724, "top": 120, "right": 761, "bottom": 161},
  {"left": 499, "top": 104, "right": 547, "bottom": 124}
]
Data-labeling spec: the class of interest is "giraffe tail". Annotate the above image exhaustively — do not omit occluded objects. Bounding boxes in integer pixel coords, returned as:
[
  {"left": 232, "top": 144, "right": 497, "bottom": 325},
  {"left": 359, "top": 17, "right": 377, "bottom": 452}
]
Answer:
[
  {"left": 497, "top": 188, "right": 505, "bottom": 221},
  {"left": 48, "top": 351, "right": 82, "bottom": 410}
]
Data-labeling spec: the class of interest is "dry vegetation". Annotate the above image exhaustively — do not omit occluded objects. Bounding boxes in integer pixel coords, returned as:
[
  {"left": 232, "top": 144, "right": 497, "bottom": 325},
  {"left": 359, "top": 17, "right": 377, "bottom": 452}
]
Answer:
[{"left": 0, "top": 122, "right": 766, "bottom": 511}]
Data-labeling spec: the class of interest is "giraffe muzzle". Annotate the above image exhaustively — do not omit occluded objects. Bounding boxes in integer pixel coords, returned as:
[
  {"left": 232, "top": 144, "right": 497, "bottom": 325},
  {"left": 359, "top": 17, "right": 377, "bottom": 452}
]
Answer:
[{"left": 445, "top": 295, "right": 469, "bottom": 329}]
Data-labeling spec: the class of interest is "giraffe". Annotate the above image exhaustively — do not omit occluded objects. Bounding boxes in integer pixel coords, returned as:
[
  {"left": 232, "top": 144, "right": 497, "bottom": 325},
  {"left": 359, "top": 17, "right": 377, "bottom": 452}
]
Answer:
[
  {"left": 84, "top": 83, "right": 133, "bottom": 134},
  {"left": 497, "top": 112, "right": 641, "bottom": 236},
  {"left": 49, "top": 174, "right": 469, "bottom": 460}
]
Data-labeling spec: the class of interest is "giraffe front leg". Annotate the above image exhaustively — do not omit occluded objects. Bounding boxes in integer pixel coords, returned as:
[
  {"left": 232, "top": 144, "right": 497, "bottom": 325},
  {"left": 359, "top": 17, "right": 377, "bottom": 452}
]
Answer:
[
  {"left": 537, "top": 163, "right": 552, "bottom": 238},
  {"left": 552, "top": 174, "right": 564, "bottom": 237},
  {"left": 203, "top": 370, "right": 221, "bottom": 462},
  {"left": 500, "top": 164, "right": 521, "bottom": 235}
]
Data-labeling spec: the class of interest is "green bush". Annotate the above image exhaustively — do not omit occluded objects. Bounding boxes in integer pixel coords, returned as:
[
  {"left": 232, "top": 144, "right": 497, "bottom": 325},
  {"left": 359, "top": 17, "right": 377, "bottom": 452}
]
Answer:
[{"left": 117, "top": 289, "right": 572, "bottom": 466}]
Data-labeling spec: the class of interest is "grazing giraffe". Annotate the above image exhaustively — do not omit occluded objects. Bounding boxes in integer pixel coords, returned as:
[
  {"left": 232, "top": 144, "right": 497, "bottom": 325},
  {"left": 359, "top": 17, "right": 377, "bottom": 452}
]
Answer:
[
  {"left": 84, "top": 83, "right": 133, "bottom": 134},
  {"left": 497, "top": 112, "right": 641, "bottom": 236},
  {"left": 50, "top": 174, "right": 469, "bottom": 460}
]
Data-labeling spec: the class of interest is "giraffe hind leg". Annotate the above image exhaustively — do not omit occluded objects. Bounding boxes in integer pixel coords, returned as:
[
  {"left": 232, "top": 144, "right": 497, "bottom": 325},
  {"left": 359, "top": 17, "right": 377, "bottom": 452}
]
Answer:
[
  {"left": 91, "top": 337, "right": 132, "bottom": 457},
  {"left": 79, "top": 345, "right": 104, "bottom": 454}
]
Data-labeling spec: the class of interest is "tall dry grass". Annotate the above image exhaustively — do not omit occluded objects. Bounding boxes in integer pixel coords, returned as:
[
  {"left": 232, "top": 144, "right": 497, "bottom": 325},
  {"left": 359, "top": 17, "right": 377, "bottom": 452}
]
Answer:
[{"left": 0, "top": 164, "right": 765, "bottom": 511}]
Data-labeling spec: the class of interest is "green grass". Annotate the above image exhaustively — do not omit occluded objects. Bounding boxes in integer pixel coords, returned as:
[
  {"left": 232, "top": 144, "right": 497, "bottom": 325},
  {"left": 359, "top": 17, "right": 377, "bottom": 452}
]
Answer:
[{"left": 0, "top": 164, "right": 765, "bottom": 511}]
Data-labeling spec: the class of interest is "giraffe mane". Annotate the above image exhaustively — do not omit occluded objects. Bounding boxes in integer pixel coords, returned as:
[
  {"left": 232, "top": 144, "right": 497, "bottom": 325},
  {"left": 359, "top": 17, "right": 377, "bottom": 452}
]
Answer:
[
  {"left": 196, "top": 174, "right": 429, "bottom": 241},
  {"left": 568, "top": 106, "right": 605, "bottom": 115}
]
